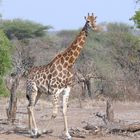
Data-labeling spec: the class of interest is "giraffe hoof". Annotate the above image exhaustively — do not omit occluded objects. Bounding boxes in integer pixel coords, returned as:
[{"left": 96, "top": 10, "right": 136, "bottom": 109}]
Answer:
[
  {"left": 60, "top": 132, "right": 72, "bottom": 140},
  {"left": 30, "top": 133, "right": 41, "bottom": 138},
  {"left": 67, "top": 136, "right": 72, "bottom": 140},
  {"left": 30, "top": 129, "right": 41, "bottom": 138},
  {"left": 51, "top": 113, "right": 57, "bottom": 119}
]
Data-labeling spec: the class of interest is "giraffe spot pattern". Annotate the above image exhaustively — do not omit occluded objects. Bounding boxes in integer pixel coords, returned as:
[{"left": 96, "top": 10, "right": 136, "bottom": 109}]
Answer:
[
  {"left": 69, "top": 56, "right": 75, "bottom": 64},
  {"left": 60, "top": 57, "right": 64, "bottom": 64},
  {"left": 79, "top": 40, "right": 85, "bottom": 46},
  {"left": 57, "top": 65, "right": 62, "bottom": 71}
]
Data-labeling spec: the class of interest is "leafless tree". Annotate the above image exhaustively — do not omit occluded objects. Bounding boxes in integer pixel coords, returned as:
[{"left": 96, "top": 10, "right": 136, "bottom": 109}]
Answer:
[
  {"left": 75, "top": 52, "right": 101, "bottom": 99},
  {"left": 5, "top": 39, "right": 34, "bottom": 123}
]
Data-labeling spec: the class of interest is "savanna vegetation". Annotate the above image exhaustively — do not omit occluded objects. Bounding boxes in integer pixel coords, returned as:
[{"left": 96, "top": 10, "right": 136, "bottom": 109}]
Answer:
[
  {"left": 0, "top": 1, "right": 140, "bottom": 140},
  {"left": 0, "top": 16, "right": 140, "bottom": 102},
  {"left": 0, "top": 0, "right": 139, "bottom": 104}
]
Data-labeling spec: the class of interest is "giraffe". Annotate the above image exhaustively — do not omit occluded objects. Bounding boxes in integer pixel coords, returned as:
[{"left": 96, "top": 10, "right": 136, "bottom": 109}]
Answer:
[{"left": 26, "top": 13, "right": 97, "bottom": 139}]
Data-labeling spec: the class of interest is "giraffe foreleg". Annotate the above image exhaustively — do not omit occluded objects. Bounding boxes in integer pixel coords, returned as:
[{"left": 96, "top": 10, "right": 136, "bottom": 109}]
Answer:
[
  {"left": 27, "top": 106, "right": 33, "bottom": 134},
  {"left": 28, "top": 105, "right": 41, "bottom": 138},
  {"left": 26, "top": 82, "right": 41, "bottom": 137},
  {"left": 62, "top": 86, "right": 71, "bottom": 140}
]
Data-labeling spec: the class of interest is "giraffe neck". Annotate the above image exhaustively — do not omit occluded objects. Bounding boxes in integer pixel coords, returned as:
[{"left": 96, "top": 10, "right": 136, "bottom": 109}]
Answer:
[{"left": 62, "top": 21, "right": 89, "bottom": 68}]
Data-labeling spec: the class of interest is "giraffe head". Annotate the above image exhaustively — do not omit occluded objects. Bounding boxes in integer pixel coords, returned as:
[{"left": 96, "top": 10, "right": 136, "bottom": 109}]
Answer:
[{"left": 84, "top": 13, "right": 97, "bottom": 31}]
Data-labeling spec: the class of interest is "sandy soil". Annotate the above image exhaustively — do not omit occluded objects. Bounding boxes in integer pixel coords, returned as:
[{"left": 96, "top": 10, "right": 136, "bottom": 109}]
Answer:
[{"left": 0, "top": 98, "right": 140, "bottom": 140}]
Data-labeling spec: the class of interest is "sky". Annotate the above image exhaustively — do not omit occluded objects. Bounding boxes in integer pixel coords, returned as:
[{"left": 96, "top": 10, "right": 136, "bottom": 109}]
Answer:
[{"left": 0, "top": 0, "right": 138, "bottom": 30}]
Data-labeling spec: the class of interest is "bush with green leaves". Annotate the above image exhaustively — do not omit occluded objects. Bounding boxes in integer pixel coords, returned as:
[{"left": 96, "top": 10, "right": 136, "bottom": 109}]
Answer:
[
  {"left": 0, "top": 30, "right": 11, "bottom": 96},
  {"left": 130, "top": 0, "right": 140, "bottom": 28},
  {"left": 82, "top": 23, "right": 140, "bottom": 100},
  {"left": 0, "top": 19, "right": 52, "bottom": 40}
]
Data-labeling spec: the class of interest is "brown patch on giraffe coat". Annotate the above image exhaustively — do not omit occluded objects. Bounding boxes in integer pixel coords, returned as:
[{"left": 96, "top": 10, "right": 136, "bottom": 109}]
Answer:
[
  {"left": 36, "top": 80, "right": 40, "bottom": 85},
  {"left": 71, "top": 44, "right": 77, "bottom": 50},
  {"left": 58, "top": 72, "right": 62, "bottom": 77},
  {"left": 76, "top": 47, "right": 81, "bottom": 52},
  {"left": 56, "top": 81, "right": 60, "bottom": 85},
  {"left": 43, "top": 74, "right": 46, "bottom": 79},
  {"left": 68, "top": 51, "right": 73, "bottom": 56},
  {"left": 36, "top": 74, "right": 39, "bottom": 79},
  {"left": 69, "top": 56, "right": 75, "bottom": 64},
  {"left": 65, "top": 56, "right": 69, "bottom": 61},
  {"left": 64, "top": 62, "right": 68, "bottom": 68},
  {"left": 51, "top": 78, "right": 56, "bottom": 85},
  {"left": 77, "top": 37, "right": 82, "bottom": 42},
  {"left": 46, "top": 80, "right": 49, "bottom": 85},
  {"left": 58, "top": 84, "right": 62, "bottom": 88},
  {"left": 57, "top": 65, "right": 62, "bottom": 71},
  {"left": 40, "top": 78, "right": 43, "bottom": 82},
  {"left": 60, "top": 57, "right": 65, "bottom": 64},
  {"left": 74, "top": 51, "right": 79, "bottom": 57},
  {"left": 66, "top": 78, "right": 69, "bottom": 83},
  {"left": 67, "top": 71, "right": 72, "bottom": 77},
  {"left": 57, "top": 77, "right": 62, "bottom": 82},
  {"left": 63, "top": 70, "right": 67, "bottom": 75},
  {"left": 79, "top": 40, "right": 85, "bottom": 46},
  {"left": 52, "top": 84, "right": 57, "bottom": 88},
  {"left": 50, "top": 64, "right": 55, "bottom": 73},
  {"left": 42, "top": 80, "right": 45, "bottom": 85},
  {"left": 55, "top": 59, "right": 60, "bottom": 65},
  {"left": 63, "top": 52, "right": 68, "bottom": 57},
  {"left": 56, "top": 54, "right": 61, "bottom": 59},
  {"left": 36, "top": 71, "right": 40, "bottom": 75},
  {"left": 52, "top": 70, "right": 58, "bottom": 77},
  {"left": 62, "top": 79, "right": 66, "bottom": 84},
  {"left": 82, "top": 36, "right": 86, "bottom": 40}
]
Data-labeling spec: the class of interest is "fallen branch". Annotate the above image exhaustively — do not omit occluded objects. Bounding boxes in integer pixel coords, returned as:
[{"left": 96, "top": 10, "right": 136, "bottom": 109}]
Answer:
[
  {"left": 83, "top": 122, "right": 140, "bottom": 134},
  {"left": 110, "top": 122, "right": 140, "bottom": 133},
  {"left": 69, "top": 127, "right": 88, "bottom": 138}
]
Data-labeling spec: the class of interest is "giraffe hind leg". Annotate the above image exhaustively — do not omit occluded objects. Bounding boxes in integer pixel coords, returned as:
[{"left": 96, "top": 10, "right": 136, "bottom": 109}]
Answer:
[
  {"left": 43, "top": 89, "right": 61, "bottom": 131},
  {"left": 62, "top": 86, "right": 71, "bottom": 140}
]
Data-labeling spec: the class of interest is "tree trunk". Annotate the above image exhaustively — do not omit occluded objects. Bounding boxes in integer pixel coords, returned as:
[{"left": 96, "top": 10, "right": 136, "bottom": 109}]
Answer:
[
  {"left": 106, "top": 98, "right": 114, "bottom": 123},
  {"left": 86, "top": 79, "right": 92, "bottom": 98},
  {"left": 6, "top": 75, "right": 20, "bottom": 123},
  {"left": 81, "top": 82, "right": 87, "bottom": 98}
]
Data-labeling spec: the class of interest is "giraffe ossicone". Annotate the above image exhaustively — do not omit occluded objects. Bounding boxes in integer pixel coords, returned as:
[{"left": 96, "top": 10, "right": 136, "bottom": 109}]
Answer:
[{"left": 26, "top": 13, "right": 97, "bottom": 139}]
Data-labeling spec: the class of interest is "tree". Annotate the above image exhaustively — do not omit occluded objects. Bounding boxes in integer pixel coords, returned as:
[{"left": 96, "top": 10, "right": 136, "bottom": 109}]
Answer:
[
  {"left": 6, "top": 39, "right": 35, "bottom": 123},
  {"left": 131, "top": 10, "right": 140, "bottom": 28},
  {"left": 75, "top": 51, "right": 100, "bottom": 99},
  {"left": 130, "top": 0, "right": 140, "bottom": 28},
  {"left": 0, "top": 30, "right": 11, "bottom": 96},
  {"left": 105, "top": 23, "right": 140, "bottom": 100},
  {"left": 0, "top": 19, "right": 52, "bottom": 40}
]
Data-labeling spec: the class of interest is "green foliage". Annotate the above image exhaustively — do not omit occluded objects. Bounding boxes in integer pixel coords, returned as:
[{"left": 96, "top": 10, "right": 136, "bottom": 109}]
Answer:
[
  {"left": 0, "top": 19, "right": 52, "bottom": 40},
  {"left": 83, "top": 23, "right": 140, "bottom": 100},
  {"left": 106, "top": 23, "right": 140, "bottom": 72},
  {"left": 130, "top": 0, "right": 140, "bottom": 28},
  {"left": 0, "top": 78, "right": 9, "bottom": 97},
  {"left": 131, "top": 10, "right": 140, "bottom": 28},
  {"left": 0, "top": 30, "right": 11, "bottom": 76},
  {"left": 0, "top": 30, "right": 11, "bottom": 96},
  {"left": 107, "top": 23, "right": 130, "bottom": 32}
]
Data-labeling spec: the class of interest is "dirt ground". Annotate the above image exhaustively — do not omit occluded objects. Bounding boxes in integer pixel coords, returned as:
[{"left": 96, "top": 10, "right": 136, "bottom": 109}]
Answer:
[{"left": 0, "top": 98, "right": 140, "bottom": 140}]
